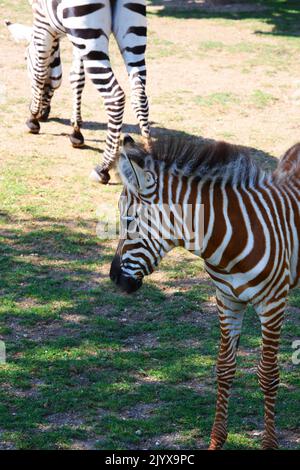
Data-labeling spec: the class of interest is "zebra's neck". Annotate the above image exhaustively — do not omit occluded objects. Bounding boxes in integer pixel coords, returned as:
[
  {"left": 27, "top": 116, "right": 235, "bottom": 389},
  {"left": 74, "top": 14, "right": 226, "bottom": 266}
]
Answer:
[{"left": 162, "top": 172, "right": 300, "bottom": 289}]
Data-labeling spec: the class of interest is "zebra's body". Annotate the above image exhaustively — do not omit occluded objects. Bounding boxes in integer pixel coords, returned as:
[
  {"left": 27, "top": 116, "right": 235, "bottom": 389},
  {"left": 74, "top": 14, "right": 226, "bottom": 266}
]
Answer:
[
  {"left": 110, "top": 135, "right": 300, "bottom": 449},
  {"left": 27, "top": 0, "right": 150, "bottom": 183}
]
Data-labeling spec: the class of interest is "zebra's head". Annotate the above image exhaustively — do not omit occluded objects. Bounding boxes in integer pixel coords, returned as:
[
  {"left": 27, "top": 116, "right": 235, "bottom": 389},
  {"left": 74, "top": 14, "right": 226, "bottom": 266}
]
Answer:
[{"left": 110, "top": 135, "right": 174, "bottom": 293}]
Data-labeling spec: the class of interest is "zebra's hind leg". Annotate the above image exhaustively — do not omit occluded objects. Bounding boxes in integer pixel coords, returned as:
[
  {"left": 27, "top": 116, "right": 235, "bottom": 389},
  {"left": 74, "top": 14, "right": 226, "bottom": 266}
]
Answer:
[
  {"left": 70, "top": 124, "right": 84, "bottom": 149},
  {"left": 26, "top": 114, "right": 40, "bottom": 134},
  {"left": 89, "top": 77, "right": 126, "bottom": 184},
  {"left": 255, "top": 296, "right": 286, "bottom": 450},
  {"left": 209, "top": 291, "right": 246, "bottom": 450},
  {"left": 113, "top": 0, "right": 152, "bottom": 151},
  {"left": 69, "top": 49, "right": 85, "bottom": 148},
  {"left": 39, "top": 40, "right": 63, "bottom": 122},
  {"left": 86, "top": 64, "right": 126, "bottom": 185},
  {"left": 39, "top": 84, "right": 55, "bottom": 122}
]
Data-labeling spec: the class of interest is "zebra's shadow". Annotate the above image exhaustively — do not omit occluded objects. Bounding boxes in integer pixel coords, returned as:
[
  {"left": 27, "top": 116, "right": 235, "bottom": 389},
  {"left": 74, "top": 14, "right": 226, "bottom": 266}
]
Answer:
[{"left": 47, "top": 116, "right": 278, "bottom": 172}]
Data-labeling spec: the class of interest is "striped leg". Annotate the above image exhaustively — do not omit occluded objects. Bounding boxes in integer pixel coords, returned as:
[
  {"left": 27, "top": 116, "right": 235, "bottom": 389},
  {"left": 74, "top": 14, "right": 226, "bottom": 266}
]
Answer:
[
  {"left": 26, "top": 21, "right": 57, "bottom": 134},
  {"left": 113, "top": 0, "right": 151, "bottom": 149},
  {"left": 63, "top": 1, "right": 125, "bottom": 184},
  {"left": 84, "top": 54, "right": 126, "bottom": 184},
  {"left": 69, "top": 48, "right": 85, "bottom": 148},
  {"left": 39, "top": 84, "right": 55, "bottom": 121},
  {"left": 209, "top": 291, "right": 246, "bottom": 450},
  {"left": 255, "top": 297, "right": 286, "bottom": 449},
  {"left": 39, "top": 39, "right": 62, "bottom": 122}
]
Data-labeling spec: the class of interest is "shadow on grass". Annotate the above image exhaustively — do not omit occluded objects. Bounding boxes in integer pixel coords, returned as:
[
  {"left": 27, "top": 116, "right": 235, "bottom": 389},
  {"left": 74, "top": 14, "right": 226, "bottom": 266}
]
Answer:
[
  {"left": 47, "top": 118, "right": 278, "bottom": 172},
  {"left": 148, "top": 0, "right": 300, "bottom": 38},
  {"left": 0, "top": 212, "right": 212, "bottom": 448}
]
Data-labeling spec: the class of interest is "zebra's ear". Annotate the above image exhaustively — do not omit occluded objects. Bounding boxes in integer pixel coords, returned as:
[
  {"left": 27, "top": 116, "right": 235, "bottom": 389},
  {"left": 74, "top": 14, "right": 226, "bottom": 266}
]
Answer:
[
  {"left": 123, "top": 135, "right": 135, "bottom": 147},
  {"left": 119, "top": 152, "right": 145, "bottom": 192},
  {"left": 120, "top": 135, "right": 156, "bottom": 192},
  {"left": 119, "top": 156, "right": 154, "bottom": 194}
]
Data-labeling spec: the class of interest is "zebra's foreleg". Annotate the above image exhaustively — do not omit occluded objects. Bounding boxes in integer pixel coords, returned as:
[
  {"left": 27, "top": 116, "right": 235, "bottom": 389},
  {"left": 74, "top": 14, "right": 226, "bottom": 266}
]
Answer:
[
  {"left": 26, "top": 29, "right": 55, "bottom": 134},
  {"left": 209, "top": 292, "right": 246, "bottom": 450},
  {"left": 39, "top": 84, "right": 55, "bottom": 122},
  {"left": 39, "top": 39, "right": 62, "bottom": 122},
  {"left": 69, "top": 50, "right": 85, "bottom": 148},
  {"left": 256, "top": 298, "right": 286, "bottom": 450}
]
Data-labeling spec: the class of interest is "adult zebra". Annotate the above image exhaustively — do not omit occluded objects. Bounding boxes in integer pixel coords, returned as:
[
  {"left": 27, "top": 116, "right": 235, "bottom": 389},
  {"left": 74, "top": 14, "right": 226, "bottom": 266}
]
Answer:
[
  {"left": 110, "top": 135, "right": 300, "bottom": 449},
  {"left": 27, "top": 0, "right": 151, "bottom": 184}
]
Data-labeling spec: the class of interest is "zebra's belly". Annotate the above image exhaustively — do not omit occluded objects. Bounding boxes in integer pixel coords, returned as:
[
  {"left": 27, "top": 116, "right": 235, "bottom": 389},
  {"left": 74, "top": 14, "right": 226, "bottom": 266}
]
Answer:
[{"left": 205, "top": 263, "right": 277, "bottom": 304}]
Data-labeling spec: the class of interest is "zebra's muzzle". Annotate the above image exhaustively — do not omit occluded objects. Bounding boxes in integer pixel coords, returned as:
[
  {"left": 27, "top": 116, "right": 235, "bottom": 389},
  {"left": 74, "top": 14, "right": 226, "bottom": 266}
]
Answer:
[{"left": 110, "top": 255, "right": 143, "bottom": 294}]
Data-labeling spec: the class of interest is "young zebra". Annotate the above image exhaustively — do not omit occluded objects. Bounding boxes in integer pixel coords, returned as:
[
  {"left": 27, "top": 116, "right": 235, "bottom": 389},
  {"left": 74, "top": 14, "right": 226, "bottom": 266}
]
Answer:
[
  {"left": 110, "top": 135, "right": 300, "bottom": 449},
  {"left": 28, "top": 0, "right": 151, "bottom": 184}
]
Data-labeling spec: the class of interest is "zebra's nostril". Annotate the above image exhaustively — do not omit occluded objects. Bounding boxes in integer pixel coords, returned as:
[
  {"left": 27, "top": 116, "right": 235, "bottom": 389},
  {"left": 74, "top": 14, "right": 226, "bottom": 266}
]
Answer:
[
  {"left": 110, "top": 254, "right": 121, "bottom": 284},
  {"left": 118, "top": 275, "right": 142, "bottom": 294}
]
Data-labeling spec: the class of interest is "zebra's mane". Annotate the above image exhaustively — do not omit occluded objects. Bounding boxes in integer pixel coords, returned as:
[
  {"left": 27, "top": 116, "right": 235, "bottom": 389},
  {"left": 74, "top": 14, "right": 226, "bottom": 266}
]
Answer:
[
  {"left": 129, "top": 135, "right": 264, "bottom": 185},
  {"left": 274, "top": 143, "right": 300, "bottom": 178}
]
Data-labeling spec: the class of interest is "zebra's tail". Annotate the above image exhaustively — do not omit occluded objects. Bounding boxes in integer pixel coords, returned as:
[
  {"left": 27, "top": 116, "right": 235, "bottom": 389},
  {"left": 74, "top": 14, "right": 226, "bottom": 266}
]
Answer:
[{"left": 4, "top": 20, "right": 32, "bottom": 43}]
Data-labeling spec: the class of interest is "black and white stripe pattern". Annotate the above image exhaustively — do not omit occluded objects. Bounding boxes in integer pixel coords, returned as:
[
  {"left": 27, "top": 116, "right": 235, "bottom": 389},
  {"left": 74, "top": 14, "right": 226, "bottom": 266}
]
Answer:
[
  {"left": 26, "top": 0, "right": 86, "bottom": 146},
  {"left": 27, "top": 36, "right": 62, "bottom": 121},
  {"left": 4, "top": 14, "right": 83, "bottom": 128},
  {"left": 27, "top": 0, "right": 151, "bottom": 183}
]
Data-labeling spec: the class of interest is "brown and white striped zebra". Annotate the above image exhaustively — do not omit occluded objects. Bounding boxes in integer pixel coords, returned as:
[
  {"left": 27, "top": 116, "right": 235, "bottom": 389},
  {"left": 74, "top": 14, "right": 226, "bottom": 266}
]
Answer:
[
  {"left": 27, "top": 0, "right": 151, "bottom": 184},
  {"left": 110, "top": 135, "right": 300, "bottom": 449}
]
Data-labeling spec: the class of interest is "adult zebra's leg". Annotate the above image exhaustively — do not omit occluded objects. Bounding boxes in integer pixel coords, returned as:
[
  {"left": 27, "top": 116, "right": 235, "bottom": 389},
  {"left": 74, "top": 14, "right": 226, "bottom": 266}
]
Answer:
[
  {"left": 26, "top": 24, "right": 56, "bottom": 134},
  {"left": 39, "top": 85, "right": 55, "bottom": 122},
  {"left": 39, "top": 39, "right": 62, "bottom": 122},
  {"left": 69, "top": 50, "right": 85, "bottom": 148},
  {"left": 113, "top": 0, "right": 151, "bottom": 149},
  {"left": 62, "top": 0, "right": 126, "bottom": 183},
  {"left": 209, "top": 291, "right": 246, "bottom": 450},
  {"left": 85, "top": 58, "right": 126, "bottom": 184},
  {"left": 255, "top": 297, "right": 286, "bottom": 449}
]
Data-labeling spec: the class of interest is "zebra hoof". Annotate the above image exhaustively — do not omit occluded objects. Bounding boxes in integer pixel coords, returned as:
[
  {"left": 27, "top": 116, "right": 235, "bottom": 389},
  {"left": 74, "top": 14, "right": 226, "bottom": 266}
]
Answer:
[
  {"left": 70, "top": 128, "right": 84, "bottom": 148},
  {"left": 39, "top": 106, "right": 51, "bottom": 122},
  {"left": 89, "top": 166, "right": 111, "bottom": 185},
  {"left": 26, "top": 117, "right": 40, "bottom": 134}
]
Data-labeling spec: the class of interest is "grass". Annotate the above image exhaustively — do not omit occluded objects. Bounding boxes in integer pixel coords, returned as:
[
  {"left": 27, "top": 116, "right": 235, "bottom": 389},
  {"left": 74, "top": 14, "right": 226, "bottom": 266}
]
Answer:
[
  {"left": 0, "top": 0, "right": 299, "bottom": 451},
  {"left": 250, "top": 89, "right": 277, "bottom": 108},
  {"left": 194, "top": 92, "right": 240, "bottom": 107}
]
